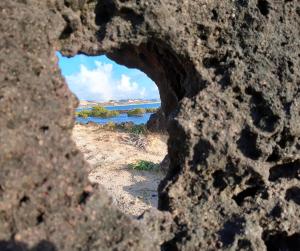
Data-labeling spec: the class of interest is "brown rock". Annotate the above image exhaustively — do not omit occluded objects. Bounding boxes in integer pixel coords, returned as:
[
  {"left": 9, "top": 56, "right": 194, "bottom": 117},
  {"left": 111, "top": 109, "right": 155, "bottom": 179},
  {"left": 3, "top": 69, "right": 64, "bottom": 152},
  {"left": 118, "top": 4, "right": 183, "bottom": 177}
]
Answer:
[
  {"left": 0, "top": 0, "right": 299, "bottom": 250},
  {"left": 147, "top": 108, "right": 168, "bottom": 133},
  {"left": 160, "top": 154, "right": 170, "bottom": 174}
]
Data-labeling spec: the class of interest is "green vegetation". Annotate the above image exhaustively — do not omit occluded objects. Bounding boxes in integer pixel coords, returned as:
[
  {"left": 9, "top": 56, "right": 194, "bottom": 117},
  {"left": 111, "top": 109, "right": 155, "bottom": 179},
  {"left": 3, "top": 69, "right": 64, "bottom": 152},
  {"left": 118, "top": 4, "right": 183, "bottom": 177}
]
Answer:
[
  {"left": 126, "top": 107, "right": 158, "bottom": 116},
  {"left": 106, "top": 121, "right": 117, "bottom": 131},
  {"left": 128, "top": 160, "right": 160, "bottom": 171},
  {"left": 90, "top": 106, "right": 119, "bottom": 118},
  {"left": 77, "top": 107, "right": 158, "bottom": 119},
  {"left": 115, "top": 123, "right": 147, "bottom": 134},
  {"left": 127, "top": 124, "right": 147, "bottom": 134},
  {"left": 145, "top": 108, "right": 158, "bottom": 113},
  {"left": 77, "top": 110, "right": 90, "bottom": 118},
  {"left": 127, "top": 108, "right": 146, "bottom": 117},
  {"left": 76, "top": 106, "right": 119, "bottom": 118},
  {"left": 90, "top": 122, "right": 148, "bottom": 135}
]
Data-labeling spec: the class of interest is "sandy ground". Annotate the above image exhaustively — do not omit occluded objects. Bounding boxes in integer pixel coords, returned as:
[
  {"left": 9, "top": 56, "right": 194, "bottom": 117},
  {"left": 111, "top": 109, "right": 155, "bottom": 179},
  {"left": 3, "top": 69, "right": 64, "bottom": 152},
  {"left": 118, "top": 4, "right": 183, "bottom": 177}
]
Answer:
[{"left": 73, "top": 124, "right": 168, "bottom": 217}]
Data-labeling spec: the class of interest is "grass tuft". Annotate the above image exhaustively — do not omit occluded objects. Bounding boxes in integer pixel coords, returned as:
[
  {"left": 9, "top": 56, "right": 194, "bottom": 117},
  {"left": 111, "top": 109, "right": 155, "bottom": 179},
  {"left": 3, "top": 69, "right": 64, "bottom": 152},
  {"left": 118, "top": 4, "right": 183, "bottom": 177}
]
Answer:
[{"left": 128, "top": 160, "right": 160, "bottom": 171}]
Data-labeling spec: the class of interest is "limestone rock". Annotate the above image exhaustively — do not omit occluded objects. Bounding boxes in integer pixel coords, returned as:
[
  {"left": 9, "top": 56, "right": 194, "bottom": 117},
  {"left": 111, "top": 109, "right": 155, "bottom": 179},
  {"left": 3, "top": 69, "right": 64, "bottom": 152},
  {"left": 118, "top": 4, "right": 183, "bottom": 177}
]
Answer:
[
  {"left": 1, "top": 0, "right": 299, "bottom": 250},
  {"left": 147, "top": 108, "right": 168, "bottom": 133}
]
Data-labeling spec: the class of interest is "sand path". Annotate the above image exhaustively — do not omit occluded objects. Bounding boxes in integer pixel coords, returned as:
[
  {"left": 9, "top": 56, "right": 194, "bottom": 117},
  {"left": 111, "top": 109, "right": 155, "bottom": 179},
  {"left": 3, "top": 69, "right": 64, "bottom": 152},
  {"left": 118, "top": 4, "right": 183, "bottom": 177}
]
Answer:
[{"left": 73, "top": 124, "right": 167, "bottom": 217}]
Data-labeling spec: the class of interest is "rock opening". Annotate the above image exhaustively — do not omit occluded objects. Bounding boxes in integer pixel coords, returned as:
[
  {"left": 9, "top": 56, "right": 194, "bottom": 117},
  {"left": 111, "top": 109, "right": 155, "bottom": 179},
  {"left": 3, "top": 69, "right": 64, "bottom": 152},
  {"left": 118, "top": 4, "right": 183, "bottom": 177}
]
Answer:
[
  {"left": 57, "top": 53, "right": 170, "bottom": 216},
  {"left": 1, "top": 0, "right": 299, "bottom": 250}
]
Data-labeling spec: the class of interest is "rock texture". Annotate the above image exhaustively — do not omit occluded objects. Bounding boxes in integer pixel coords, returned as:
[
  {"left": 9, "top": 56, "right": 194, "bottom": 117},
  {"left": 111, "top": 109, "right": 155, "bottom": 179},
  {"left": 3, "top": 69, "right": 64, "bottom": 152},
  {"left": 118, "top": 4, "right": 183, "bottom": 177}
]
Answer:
[
  {"left": 1, "top": 0, "right": 300, "bottom": 250},
  {"left": 160, "top": 154, "right": 170, "bottom": 174},
  {"left": 147, "top": 108, "right": 168, "bottom": 133}
]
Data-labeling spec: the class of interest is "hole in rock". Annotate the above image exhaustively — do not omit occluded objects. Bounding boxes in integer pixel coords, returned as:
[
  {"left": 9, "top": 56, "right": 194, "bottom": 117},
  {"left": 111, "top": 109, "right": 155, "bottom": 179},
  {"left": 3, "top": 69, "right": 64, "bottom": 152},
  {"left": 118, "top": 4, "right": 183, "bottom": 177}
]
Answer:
[
  {"left": 269, "top": 160, "right": 300, "bottom": 182},
  {"left": 233, "top": 186, "right": 261, "bottom": 206},
  {"left": 266, "top": 148, "right": 281, "bottom": 162},
  {"left": 57, "top": 52, "right": 169, "bottom": 217},
  {"left": 218, "top": 217, "right": 245, "bottom": 247},
  {"left": 212, "top": 170, "right": 227, "bottom": 191},
  {"left": 19, "top": 195, "right": 30, "bottom": 206},
  {"left": 232, "top": 172, "right": 268, "bottom": 206},
  {"left": 237, "top": 127, "right": 262, "bottom": 160},
  {"left": 246, "top": 86, "right": 280, "bottom": 132},
  {"left": 285, "top": 187, "right": 300, "bottom": 205},
  {"left": 36, "top": 212, "right": 44, "bottom": 225},
  {"left": 262, "top": 231, "right": 300, "bottom": 251},
  {"left": 269, "top": 204, "right": 282, "bottom": 218},
  {"left": 257, "top": 0, "right": 270, "bottom": 17},
  {"left": 278, "top": 127, "right": 295, "bottom": 149}
]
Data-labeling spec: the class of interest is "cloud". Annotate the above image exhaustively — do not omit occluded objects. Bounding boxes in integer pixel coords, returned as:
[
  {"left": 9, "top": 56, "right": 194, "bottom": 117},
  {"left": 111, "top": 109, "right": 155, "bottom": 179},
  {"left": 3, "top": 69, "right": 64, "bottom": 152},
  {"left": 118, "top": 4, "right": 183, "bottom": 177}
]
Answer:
[
  {"left": 65, "top": 61, "right": 158, "bottom": 101},
  {"left": 117, "top": 75, "right": 139, "bottom": 93}
]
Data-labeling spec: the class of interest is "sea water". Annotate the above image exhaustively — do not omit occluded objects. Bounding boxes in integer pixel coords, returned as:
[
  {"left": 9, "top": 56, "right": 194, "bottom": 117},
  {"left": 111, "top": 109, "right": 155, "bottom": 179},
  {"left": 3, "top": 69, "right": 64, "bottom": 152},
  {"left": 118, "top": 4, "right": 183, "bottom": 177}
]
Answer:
[{"left": 76, "top": 103, "right": 161, "bottom": 125}]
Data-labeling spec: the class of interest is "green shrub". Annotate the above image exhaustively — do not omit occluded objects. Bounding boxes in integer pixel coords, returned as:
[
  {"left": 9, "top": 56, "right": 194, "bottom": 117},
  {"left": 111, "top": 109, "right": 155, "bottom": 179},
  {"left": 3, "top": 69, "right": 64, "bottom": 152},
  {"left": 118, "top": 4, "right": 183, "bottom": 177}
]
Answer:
[
  {"left": 130, "top": 124, "right": 147, "bottom": 134},
  {"left": 77, "top": 110, "right": 90, "bottom": 118},
  {"left": 127, "top": 108, "right": 145, "bottom": 117},
  {"left": 89, "top": 106, "right": 119, "bottom": 118},
  {"left": 76, "top": 106, "right": 119, "bottom": 118},
  {"left": 117, "top": 123, "right": 148, "bottom": 134},
  {"left": 128, "top": 160, "right": 160, "bottom": 171},
  {"left": 145, "top": 108, "right": 158, "bottom": 113}
]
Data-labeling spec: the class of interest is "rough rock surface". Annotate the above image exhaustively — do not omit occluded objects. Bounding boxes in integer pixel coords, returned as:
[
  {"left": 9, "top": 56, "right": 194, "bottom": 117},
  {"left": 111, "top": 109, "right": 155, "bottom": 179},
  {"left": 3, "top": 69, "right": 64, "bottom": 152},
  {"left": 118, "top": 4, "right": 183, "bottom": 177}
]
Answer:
[
  {"left": 160, "top": 154, "right": 170, "bottom": 174},
  {"left": 147, "top": 108, "right": 168, "bottom": 133},
  {"left": 1, "top": 0, "right": 300, "bottom": 250}
]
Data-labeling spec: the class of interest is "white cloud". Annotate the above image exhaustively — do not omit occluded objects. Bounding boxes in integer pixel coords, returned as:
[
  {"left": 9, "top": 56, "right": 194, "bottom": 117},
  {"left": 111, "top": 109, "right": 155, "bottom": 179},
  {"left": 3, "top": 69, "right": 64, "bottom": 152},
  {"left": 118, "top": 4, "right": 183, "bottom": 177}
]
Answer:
[
  {"left": 139, "top": 87, "right": 146, "bottom": 98},
  {"left": 65, "top": 61, "right": 158, "bottom": 101},
  {"left": 116, "top": 75, "right": 139, "bottom": 93}
]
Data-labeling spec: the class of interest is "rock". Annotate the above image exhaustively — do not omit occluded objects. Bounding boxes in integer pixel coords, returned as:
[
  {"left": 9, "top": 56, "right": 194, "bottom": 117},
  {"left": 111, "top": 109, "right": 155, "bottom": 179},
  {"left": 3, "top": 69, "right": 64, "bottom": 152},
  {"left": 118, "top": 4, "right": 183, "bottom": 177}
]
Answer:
[
  {"left": 138, "top": 209, "right": 175, "bottom": 246},
  {"left": 0, "top": 0, "right": 299, "bottom": 250},
  {"left": 147, "top": 108, "right": 168, "bottom": 133},
  {"left": 86, "top": 121, "right": 98, "bottom": 127},
  {"left": 160, "top": 154, "right": 170, "bottom": 174}
]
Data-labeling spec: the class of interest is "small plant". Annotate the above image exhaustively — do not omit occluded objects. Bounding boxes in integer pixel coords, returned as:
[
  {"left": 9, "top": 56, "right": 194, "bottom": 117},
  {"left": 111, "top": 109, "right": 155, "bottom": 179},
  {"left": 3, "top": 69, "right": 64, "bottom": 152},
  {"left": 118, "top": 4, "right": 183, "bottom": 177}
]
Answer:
[
  {"left": 118, "top": 122, "right": 135, "bottom": 131},
  {"left": 105, "top": 121, "right": 116, "bottom": 130},
  {"left": 128, "top": 160, "right": 160, "bottom": 171},
  {"left": 117, "top": 123, "right": 148, "bottom": 134},
  {"left": 127, "top": 108, "right": 146, "bottom": 117},
  {"left": 130, "top": 124, "right": 147, "bottom": 134}
]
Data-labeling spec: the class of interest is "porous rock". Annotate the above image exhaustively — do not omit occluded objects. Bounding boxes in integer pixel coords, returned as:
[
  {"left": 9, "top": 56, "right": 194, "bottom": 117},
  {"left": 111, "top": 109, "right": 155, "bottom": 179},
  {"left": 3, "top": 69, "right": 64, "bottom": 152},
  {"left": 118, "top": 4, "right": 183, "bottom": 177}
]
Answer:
[
  {"left": 147, "top": 108, "right": 168, "bottom": 133},
  {"left": 1, "top": 0, "right": 299, "bottom": 250}
]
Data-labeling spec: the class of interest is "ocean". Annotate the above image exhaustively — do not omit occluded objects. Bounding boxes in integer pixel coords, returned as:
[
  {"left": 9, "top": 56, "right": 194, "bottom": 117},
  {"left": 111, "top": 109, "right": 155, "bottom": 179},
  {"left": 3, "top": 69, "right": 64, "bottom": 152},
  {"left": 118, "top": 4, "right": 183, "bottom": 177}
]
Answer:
[{"left": 76, "top": 103, "right": 161, "bottom": 125}]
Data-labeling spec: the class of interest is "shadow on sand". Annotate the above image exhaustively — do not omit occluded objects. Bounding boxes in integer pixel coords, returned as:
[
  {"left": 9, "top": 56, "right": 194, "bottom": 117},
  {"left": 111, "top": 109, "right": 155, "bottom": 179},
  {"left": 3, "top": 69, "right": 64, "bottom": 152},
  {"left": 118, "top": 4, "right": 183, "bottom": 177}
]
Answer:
[{"left": 0, "top": 240, "right": 57, "bottom": 251}]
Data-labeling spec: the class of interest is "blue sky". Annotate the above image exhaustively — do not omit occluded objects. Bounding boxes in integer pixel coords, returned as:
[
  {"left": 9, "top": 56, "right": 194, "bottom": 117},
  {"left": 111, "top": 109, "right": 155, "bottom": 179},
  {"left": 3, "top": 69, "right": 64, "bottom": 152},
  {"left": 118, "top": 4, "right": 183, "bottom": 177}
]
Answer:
[{"left": 56, "top": 52, "right": 159, "bottom": 101}]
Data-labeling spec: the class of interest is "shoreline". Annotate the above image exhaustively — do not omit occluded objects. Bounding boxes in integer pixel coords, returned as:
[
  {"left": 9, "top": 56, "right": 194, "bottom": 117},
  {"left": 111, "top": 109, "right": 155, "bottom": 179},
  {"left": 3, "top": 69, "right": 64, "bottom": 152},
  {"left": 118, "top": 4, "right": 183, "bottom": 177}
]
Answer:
[
  {"left": 78, "top": 101, "right": 161, "bottom": 109},
  {"left": 105, "top": 101, "right": 161, "bottom": 107}
]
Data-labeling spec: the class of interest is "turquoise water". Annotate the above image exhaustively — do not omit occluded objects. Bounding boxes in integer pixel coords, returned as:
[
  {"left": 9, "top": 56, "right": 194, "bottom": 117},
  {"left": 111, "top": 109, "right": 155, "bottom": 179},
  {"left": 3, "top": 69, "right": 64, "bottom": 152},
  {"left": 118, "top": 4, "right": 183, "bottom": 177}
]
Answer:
[{"left": 76, "top": 103, "right": 161, "bottom": 125}]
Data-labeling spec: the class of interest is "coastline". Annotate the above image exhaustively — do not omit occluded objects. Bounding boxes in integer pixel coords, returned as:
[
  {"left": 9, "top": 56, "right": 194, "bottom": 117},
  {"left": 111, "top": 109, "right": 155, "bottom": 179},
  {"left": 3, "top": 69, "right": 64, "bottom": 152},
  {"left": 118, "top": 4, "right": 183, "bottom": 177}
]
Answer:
[
  {"left": 105, "top": 101, "right": 161, "bottom": 107},
  {"left": 78, "top": 101, "right": 161, "bottom": 109}
]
